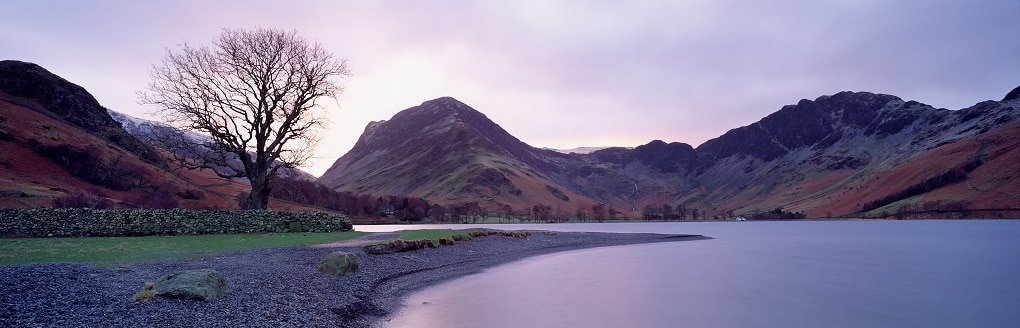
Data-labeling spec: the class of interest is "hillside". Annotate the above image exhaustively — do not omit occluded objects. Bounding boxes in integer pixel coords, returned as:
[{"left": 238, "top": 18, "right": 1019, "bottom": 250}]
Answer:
[
  {"left": 321, "top": 90, "right": 1019, "bottom": 218},
  {"left": 0, "top": 60, "right": 323, "bottom": 212}
]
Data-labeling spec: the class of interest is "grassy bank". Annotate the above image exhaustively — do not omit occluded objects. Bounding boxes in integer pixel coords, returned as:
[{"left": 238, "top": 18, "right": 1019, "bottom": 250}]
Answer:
[{"left": 0, "top": 231, "right": 366, "bottom": 266}]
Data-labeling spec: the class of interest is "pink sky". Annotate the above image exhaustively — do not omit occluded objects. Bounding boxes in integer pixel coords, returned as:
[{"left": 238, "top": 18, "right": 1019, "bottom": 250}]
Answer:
[{"left": 2, "top": 0, "right": 1018, "bottom": 176}]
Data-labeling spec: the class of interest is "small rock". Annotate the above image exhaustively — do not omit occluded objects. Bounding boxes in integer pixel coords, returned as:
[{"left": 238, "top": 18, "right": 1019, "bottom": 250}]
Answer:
[{"left": 154, "top": 269, "right": 229, "bottom": 301}]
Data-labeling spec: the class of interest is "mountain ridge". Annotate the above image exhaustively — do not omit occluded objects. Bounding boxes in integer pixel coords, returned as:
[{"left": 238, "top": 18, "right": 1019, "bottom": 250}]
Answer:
[{"left": 320, "top": 87, "right": 1019, "bottom": 217}]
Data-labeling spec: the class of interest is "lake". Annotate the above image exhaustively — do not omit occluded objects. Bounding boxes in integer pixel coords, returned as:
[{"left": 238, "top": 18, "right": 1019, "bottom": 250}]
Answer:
[{"left": 356, "top": 220, "right": 1020, "bottom": 328}]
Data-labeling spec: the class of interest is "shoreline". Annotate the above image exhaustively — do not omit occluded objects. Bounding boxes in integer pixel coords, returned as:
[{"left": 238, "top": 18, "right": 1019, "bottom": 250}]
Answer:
[{"left": 0, "top": 231, "right": 708, "bottom": 328}]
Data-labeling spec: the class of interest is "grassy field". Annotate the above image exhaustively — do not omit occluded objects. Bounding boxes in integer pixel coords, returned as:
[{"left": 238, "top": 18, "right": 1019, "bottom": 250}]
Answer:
[{"left": 0, "top": 231, "right": 367, "bottom": 266}]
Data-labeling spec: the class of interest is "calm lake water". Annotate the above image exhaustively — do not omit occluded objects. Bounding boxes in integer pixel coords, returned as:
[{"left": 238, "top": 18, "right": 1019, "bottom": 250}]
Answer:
[{"left": 356, "top": 221, "right": 1020, "bottom": 328}]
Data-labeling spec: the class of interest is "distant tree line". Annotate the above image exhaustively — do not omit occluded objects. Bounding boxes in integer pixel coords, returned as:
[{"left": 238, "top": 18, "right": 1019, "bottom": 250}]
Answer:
[
  {"left": 893, "top": 200, "right": 973, "bottom": 219},
  {"left": 569, "top": 203, "right": 617, "bottom": 222},
  {"left": 266, "top": 177, "right": 432, "bottom": 222},
  {"left": 638, "top": 203, "right": 807, "bottom": 220},
  {"left": 746, "top": 207, "right": 807, "bottom": 220},
  {"left": 272, "top": 178, "right": 639, "bottom": 223},
  {"left": 641, "top": 203, "right": 715, "bottom": 220}
]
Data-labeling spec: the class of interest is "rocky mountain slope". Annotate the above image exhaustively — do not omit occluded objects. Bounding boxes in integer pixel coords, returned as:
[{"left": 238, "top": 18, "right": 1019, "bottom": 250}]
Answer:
[{"left": 321, "top": 89, "right": 1020, "bottom": 217}]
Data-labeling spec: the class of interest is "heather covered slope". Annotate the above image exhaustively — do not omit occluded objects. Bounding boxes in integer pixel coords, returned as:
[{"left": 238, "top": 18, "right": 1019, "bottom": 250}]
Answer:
[{"left": 321, "top": 90, "right": 1019, "bottom": 218}]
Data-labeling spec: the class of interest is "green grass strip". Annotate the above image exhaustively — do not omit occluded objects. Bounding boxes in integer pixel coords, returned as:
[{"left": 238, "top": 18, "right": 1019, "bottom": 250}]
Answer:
[
  {"left": 0, "top": 231, "right": 367, "bottom": 266},
  {"left": 397, "top": 229, "right": 479, "bottom": 241}
]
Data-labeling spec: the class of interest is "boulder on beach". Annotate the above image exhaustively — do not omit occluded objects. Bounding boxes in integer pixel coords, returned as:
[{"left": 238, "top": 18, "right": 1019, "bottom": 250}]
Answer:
[
  {"left": 154, "top": 269, "right": 229, "bottom": 301},
  {"left": 319, "top": 251, "right": 359, "bottom": 276}
]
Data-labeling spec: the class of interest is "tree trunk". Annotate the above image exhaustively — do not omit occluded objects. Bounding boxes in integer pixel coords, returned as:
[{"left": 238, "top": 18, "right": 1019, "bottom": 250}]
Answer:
[{"left": 245, "top": 175, "right": 271, "bottom": 210}]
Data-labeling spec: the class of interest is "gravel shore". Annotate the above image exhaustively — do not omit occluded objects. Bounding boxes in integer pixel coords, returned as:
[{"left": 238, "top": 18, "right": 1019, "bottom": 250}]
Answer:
[{"left": 0, "top": 231, "right": 707, "bottom": 328}]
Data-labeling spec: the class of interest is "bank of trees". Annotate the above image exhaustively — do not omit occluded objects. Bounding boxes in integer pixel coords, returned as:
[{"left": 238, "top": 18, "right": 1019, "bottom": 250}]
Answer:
[
  {"left": 892, "top": 200, "right": 973, "bottom": 219},
  {"left": 267, "top": 177, "right": 430, "bottom": 221},
  {"left": 641, "top": 203, "right": 710, "bottom": 220},
  {"left": 746, "top": 207, "right": 806, "bottom": 220},
  {"left": 274, "top": 178, "right": 816, "bottom": 222}
]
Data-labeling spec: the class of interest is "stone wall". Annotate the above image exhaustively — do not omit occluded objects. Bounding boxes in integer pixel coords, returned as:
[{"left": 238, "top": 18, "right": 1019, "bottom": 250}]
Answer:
[{"left": 0, "top": 208, "right": 352, "bottom": 237}]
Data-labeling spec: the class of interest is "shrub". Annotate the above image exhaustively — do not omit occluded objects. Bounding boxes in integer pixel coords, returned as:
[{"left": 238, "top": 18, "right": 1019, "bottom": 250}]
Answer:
[
  {"left": 176, "top": 188, "right": 205, "bottom": 200},
  {"left": 52, "top": 191, "right": 114, "bottom": 209}
]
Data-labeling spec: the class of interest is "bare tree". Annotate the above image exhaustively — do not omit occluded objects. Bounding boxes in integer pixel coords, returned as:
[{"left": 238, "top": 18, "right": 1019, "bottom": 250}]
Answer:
[
  {"left": 140, "top": 28, "right": 349, "bottom": 210},
  {"left": 591, "top": 203, "right": 606, "bottom": 222}
]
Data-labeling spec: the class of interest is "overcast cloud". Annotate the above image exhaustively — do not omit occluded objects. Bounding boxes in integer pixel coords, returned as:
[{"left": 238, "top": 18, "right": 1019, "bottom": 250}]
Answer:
[{"left": 2, "top": 0, "right": 1018, "bottom": 176}]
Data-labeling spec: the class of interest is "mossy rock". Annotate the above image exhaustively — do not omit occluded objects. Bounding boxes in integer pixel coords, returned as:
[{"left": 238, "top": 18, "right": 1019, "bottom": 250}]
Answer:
[
  {"left": 154, "top": 269, "right": 229, "bottom": 301},
  {"left": 319, "top": 251, "right": 359, "bottom": 276}
]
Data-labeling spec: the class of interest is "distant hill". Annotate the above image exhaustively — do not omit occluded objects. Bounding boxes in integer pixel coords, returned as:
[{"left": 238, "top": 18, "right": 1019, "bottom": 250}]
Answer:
[
  {"left": 320, "top": 90, "right": 1020, "bottom": 218},
  {"left": 543, "top": 146, "right": 620, "bottom": 154}
]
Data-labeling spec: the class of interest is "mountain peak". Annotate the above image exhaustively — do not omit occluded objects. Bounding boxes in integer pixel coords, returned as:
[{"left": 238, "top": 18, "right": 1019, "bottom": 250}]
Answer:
[
  {"left": 319, "top": 96, "right": 570, "bottom": 206},
  {"left": 414, "top": 96, "right": 473, "bottom": 117},
  {"left": 1004, "top": 85, "right": 1020, "bottom": 102},
  {"left": 421, "top": 96, "right": 464, "bottom": 106},
  {"left": 810, "top": 90, "right": 903, "bottom": 108}
]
